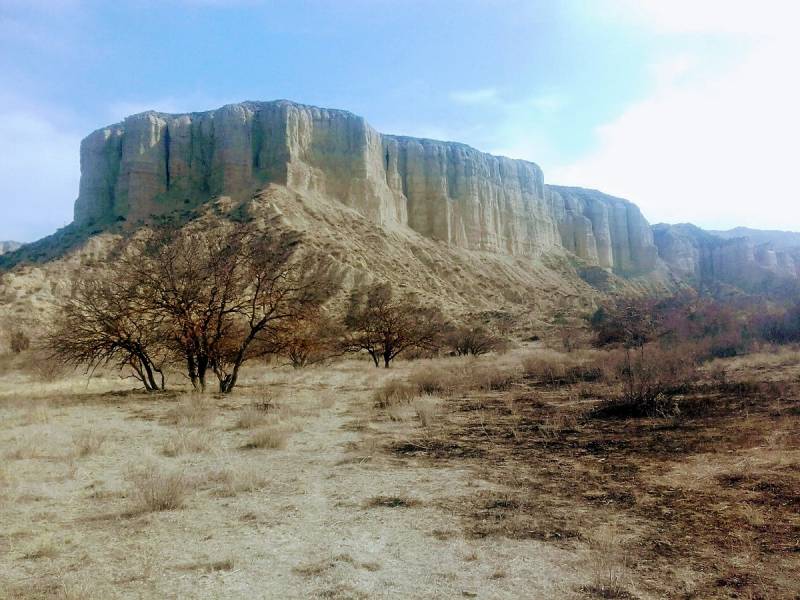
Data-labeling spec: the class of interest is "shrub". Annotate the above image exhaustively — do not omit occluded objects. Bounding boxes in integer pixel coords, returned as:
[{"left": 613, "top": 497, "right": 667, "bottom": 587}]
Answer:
[
  {"left": 235, "top": 404, "right": 270, "bottom": 429},
  {"left": 126, "top": 463, "right": 190, "bottom": 512},
  {"left": 413, "top": 395, "right": 440, "bottom": 427},
  {"left": 162, "top": 429, "right": 214, "bottom": 457},
  {"left": 592, "top": 345, "right": 700, "bottom": 419},
  {"left": 244, "top": 426, "right": 288, "bottom": 450},
  {"left": 372, "top": 379, "right": 417, "bottom": 408},
  {"left": 167, "top": 394, "right": 214, "bottom": 427},
  {"left": 446, "top": 325, "right": 504, "bottom": 357},
  {"left": 9, "top": 329, "right": 30, "bottom": 354},
  {"left": 468, "top": 363, "right": 518, "bottom": 391},
  {"left": 72, "top": 429, "right": 108, "bottom": 458}
]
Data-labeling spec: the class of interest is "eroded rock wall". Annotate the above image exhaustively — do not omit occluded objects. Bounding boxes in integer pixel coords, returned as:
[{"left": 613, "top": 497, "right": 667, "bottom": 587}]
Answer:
[
  {"left": 73, "top": 100, "right": 658, "bottom": 274},
  {"left": 652, "top": 223, "right": 800, "bottom": 287}
]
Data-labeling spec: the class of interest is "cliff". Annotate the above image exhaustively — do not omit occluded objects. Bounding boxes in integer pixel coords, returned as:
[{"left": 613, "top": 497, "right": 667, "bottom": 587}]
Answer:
[
  {"left": 653, "top": 223, "right": 800, "bottom": 289},
  {"left": 73, "top": 100, "right": 659, "bottom": 276}
]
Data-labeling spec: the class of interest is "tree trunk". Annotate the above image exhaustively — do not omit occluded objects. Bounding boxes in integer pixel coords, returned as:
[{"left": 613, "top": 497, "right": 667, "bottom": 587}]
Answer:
[{"left": 187, "top": 354, "right": 200, "bottom": 391}]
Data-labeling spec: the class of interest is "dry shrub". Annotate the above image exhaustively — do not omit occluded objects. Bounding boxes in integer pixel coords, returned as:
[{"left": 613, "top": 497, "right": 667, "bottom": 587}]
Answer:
[
  {"left": 235, "top": 404, "right": 269, "bottom": 429},
  {"left": 126, "top": 462, "right": 190, "bottom": 512},
  {"left": 18, "top": 350, "right": 70, "bottom": 382},
  {"left": 9, "top": 329, "right": 30, "bottom": 354},
  {"left": 581, "top": 529, "right": 633, "bottom": 599},
  {"left": 413, "top": 394, "right": 440, "bottom": 427},
  {"left": 466, "top": 362, "right": 519, "bottom": 391},
  {"left": 372, "top": 379, "right": 417, "bottom": 408},
  {"left": 167, "top": 394, "right": 214, "bottom": 427},
  {"left": 592, "top": 345, "right": 700, "bottom": 419},
  {"left": 21, "top": 536, "right": 59, "bottom": 560},
  {"left": 244, "top": 426, "right": 288, "bottom": 450},
  {"left": 162, "top": 429, "right": 214, "bottom": 457},
  {"left": 408, "top": 362, "right": 467, "bottom": 394},
  {"left": 72, "top": 429, "right": 107, "bottom": 458},
  {"left": 522, "top": 350, "right": 603, "bottom": 386},
  {"left": 207, "top": 464, "right": 269, "bottom": 496}
]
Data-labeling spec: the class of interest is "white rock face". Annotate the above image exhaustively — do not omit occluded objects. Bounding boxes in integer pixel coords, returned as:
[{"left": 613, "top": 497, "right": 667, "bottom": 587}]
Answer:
[
  {"left": 73, "top": 100, "right": 659, "bottom": 275},
  {"left": 0, "top": 242, "right": 22, "bottom": 256},
  {"left": 652, "top": 223, "right": 800, "bottom": 287}
]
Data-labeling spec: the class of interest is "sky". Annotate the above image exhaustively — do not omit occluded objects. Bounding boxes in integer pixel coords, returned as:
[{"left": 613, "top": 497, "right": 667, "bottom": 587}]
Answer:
[{"left": 1, "top": 0, "right": 799, "bottom": 242}]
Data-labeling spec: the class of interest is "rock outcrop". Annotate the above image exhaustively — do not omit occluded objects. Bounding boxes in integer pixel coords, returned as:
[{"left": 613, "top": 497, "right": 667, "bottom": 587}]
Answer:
[
  {"left": 73, "top": 100, "right": 659, "bottom": 276},
  {"left": 0, "top": 242, "right": 21, "bottom": 256},
  {"left": 653, "top": 223, "right": 800, "bottom": 289},
  {"left": 548, "top": 186, "right": 658, "bottom": 275}
]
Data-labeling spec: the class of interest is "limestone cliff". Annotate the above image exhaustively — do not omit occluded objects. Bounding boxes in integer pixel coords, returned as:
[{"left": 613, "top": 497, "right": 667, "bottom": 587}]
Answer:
[
  {"left": 547, "top": 186, "right": 658, "bottom": 275},
  {"left": 73, "top": 100, "right": 659, "bottom": 275},
  {"left": 652, "top": 223, "right": 800, "bottom": 289}
]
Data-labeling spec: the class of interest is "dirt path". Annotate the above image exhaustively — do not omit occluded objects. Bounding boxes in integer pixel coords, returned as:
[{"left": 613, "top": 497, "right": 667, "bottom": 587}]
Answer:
[{"left": 1, "top": 365, "right": 585, "bottom": 599}]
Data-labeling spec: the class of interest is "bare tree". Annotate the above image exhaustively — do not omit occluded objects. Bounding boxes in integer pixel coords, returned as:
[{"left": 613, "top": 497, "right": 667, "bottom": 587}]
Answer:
[
  {"left": 122, "top": 220, "right": 336, "bottom": 393},
  {"left": 48, "top": 276, "right": 167, "bottom": 391},
  {"left": 278, "top": 311, "right": 344, "bottom": 369},
  {"left": 343, "top": 283, "right": 447, "bottom": 367},
  {"left": 446, "top": 324, "right": 503, "bottom": 356}
]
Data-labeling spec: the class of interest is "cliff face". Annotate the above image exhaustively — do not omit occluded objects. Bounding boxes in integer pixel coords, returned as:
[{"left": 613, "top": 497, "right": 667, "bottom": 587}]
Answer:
[
  {"left": 547, "top": 186, "right": 658, "bottom": 274},
  {"left": 653, "top": 223, "right": 800, "bottom": 288},
  {"left": 73, "top": 100, "right": 659, "bottom": 276}
]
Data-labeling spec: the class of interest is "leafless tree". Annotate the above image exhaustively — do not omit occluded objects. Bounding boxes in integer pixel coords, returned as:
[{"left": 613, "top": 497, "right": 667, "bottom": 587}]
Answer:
[
  {"left": 278, "top": 311, "right": 344, "bottom": 368},
  {"left": 122, "top": 220, "right": 336, "bottom": 393},
  {"left": 48, "top": 276, "right": 167, "bottom": 391},
  {"left": 446, "top": 324, "right": 503, "bottom": 356},
  {"left": 343, "top": 283, "right": 447, "bottom": 367}
]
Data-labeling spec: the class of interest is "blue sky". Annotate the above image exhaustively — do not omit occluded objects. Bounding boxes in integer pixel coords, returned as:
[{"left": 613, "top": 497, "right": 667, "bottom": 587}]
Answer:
[{"left": 1, "top": 0, "right": 799, "bottom": 241}]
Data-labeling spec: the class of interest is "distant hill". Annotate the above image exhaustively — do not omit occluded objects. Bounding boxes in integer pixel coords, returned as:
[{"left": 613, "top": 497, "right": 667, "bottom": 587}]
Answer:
[
  {"left": 0, "top": 242, "right": 21, "bottom": 256},
  {"left": 710, "top": 227, "right": 800, "bottom": 250}
]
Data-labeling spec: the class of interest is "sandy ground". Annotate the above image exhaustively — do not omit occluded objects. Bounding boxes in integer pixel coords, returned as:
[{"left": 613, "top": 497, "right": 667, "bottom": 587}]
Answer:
[{"left": 0, "top": 360, "right": 589, "bottom": 599}]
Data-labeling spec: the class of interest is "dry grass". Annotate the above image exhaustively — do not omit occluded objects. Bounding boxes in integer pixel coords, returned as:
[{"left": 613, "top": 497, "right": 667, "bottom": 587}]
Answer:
[
  {"left": 161, "top": 429, "right": 214, "bottom": 457},
  {"left": 372, "top": 379, "right": 416, "bottom": 408},
  {"left": 176, "top": 558, "right": 235, "bottom": 572},
  {"left": 393, "top": 348, "right": 800, "bottom": 598},
  {"left": 413, "top": 394, "right": 440, "bottom": 427},
  {"left": 5, "top": 432, "right": 49, "bottom": 460},
  {"left": 581, "top": 529, "right": 634, "bottom": 599},
  {"left": 20, "top": 536, "right": 60, "bottom": 560},
  {"left": 364, "top": 495, "right": 421, "bottom": 508},
  {"left": 243, "top": 426, "right": 289, "bottom": 450},
  {"left": 235, "top": 404, "right": 270, "bottom": 429},
  {"left": 206, "top": 463, "right": 269, "bottom": 496},
  {"left": 166, "top": 394, "right": 214, "bottom": 427},
  {"left": 125, "top": 462, "right": 191, "bottom": 512},
  {"left": 72, "top": 428, "right": 107, "bottom": 458}
]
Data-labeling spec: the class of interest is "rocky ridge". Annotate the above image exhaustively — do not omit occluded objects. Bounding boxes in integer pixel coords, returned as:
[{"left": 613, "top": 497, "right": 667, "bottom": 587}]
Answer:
[
  {"left": 653, "top": 223, "right": 800, "bottom": 290},
  {"left": 74, "top": 100, "right": 659, "bottom": 276}
]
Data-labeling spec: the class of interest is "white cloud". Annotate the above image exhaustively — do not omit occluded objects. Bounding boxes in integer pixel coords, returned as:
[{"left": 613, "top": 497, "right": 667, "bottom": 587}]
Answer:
[{"left": 550, "top": 1, "right": 800, "bottom": 230}]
